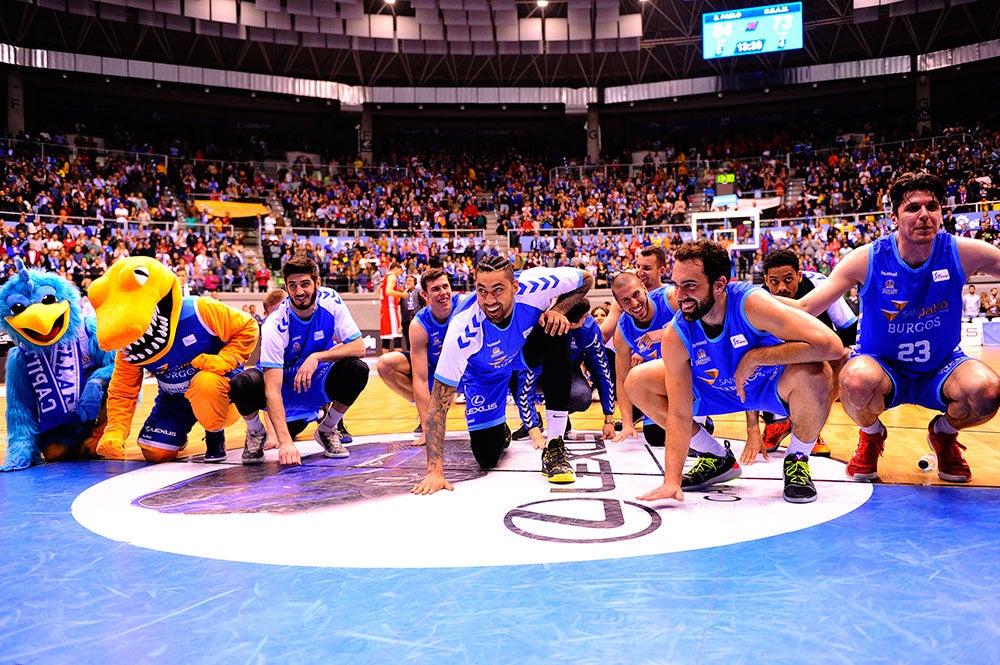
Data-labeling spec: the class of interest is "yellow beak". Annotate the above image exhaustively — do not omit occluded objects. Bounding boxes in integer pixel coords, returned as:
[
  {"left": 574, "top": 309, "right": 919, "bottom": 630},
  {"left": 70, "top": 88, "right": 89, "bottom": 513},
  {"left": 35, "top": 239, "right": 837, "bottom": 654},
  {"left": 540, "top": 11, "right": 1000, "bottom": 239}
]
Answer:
[{"left": 5, "top": 300, "right": 72, "bottom": 346}]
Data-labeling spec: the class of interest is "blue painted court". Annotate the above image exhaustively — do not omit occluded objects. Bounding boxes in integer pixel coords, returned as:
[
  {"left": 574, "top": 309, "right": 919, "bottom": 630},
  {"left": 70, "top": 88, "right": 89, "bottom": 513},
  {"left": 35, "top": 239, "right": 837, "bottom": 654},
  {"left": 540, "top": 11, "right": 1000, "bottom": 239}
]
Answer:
[{"left": 2, "top": 434, "right": 999, "bottom": 664}]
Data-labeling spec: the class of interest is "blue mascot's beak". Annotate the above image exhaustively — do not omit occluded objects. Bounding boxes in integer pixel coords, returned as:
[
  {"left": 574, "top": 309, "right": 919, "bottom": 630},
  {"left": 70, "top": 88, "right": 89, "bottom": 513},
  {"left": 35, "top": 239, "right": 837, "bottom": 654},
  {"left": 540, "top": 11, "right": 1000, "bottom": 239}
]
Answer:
[{"left": 5, "top": 300, "right": 72, "bottom": 346}]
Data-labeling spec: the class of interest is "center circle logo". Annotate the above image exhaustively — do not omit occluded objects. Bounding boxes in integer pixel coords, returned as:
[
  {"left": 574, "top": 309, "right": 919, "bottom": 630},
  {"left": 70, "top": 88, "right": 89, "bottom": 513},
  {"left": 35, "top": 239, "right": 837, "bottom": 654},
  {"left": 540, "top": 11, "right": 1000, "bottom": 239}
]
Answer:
[{"left": 72, "top": 433, "right": 872, "bottom": 568}]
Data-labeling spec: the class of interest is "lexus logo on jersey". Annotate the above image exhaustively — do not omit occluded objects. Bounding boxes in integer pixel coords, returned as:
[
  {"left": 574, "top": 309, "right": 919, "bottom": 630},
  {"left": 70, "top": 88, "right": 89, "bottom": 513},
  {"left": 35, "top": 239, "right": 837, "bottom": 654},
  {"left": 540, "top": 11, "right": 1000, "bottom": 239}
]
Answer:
[{"left": 72, "top": 432, "right": 872, "bottom": 568}]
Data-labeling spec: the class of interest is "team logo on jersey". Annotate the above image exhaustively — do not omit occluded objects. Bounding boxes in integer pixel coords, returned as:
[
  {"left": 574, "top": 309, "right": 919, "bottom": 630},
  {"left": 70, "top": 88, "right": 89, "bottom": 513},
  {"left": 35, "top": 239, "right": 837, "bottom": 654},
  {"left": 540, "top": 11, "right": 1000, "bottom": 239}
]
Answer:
[
  {"left": 697, "top": 369, "right": 719, "bottom": 385},
  {"left": 730, "top": 334, "right": 748, "bottom": 349},
  {"left": 932, "top": 269, "right": 950, "bottom": 282},
  {"left": 882, "top": 280, "right": 898, "bottom": 296},
  {"left": 881, "top": 299, "right": 907, "bottom": 321},
  {"left": 694, "top": 349, "right": 710, "bottom": 366}
]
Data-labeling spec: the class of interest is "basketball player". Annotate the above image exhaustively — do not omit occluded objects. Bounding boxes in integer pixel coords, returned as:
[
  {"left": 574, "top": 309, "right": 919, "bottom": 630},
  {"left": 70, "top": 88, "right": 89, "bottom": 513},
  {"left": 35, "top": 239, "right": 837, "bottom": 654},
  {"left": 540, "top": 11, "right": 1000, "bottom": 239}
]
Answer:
[
  {"left": 629, "top": 240, "right": 842, "bottom": 504},
  {"left": 412, "top": 256, "right": 593, "bottom": 495},
  {"left": 796, "top": 172, "right": 1000, "bottom": 483},
  {"left": 753, "top": 248, "right": 858, "bottom": 460},
  {"left": 376, "top": 268, "right": 463, "bottom": 446},
  {"left": 379, "top": 262, "right": 407, "bottom": 355},
  {"left": 230, "top": 255, "right": 369, "bottom": 465}
]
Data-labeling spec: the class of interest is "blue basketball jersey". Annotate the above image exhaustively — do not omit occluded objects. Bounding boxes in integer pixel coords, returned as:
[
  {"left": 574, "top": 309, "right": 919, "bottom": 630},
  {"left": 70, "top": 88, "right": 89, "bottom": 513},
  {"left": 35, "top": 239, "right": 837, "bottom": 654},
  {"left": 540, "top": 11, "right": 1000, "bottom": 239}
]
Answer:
[
  {"left": 413, "top": 293, "right": 465, "bottom": 381},
  {"left": 259, "top": 287, "right": 362, "bottom": 381},
  {"left": 857, "top": 232, "right": 964, "bottom": 372},
  {"left": 148, "top": 298, "right": 230, "bottom": 394},
  {"left": 616, "top": 285, "right": 676, "bottom": 361},
  {"left": 671, "top": 281, "right": 786, "bottom": 417},
  {"left": 435, "top": 267, "right": 585, "bottom": 387}
]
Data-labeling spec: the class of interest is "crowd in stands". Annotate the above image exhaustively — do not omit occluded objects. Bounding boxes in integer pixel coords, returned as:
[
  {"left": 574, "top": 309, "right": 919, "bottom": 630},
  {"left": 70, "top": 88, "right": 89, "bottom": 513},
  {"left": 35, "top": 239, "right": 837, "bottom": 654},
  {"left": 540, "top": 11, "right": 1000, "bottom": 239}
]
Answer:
[{"left": 2, "top": 119, "right": 999, "bottom": 296}]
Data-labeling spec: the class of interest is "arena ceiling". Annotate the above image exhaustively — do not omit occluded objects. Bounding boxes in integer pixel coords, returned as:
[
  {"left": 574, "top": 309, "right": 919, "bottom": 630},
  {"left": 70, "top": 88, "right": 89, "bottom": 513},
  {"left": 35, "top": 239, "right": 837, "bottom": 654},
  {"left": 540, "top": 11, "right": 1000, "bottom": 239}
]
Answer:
[{"left": 1, "top": 0, "right": 997, "bottom": 89}]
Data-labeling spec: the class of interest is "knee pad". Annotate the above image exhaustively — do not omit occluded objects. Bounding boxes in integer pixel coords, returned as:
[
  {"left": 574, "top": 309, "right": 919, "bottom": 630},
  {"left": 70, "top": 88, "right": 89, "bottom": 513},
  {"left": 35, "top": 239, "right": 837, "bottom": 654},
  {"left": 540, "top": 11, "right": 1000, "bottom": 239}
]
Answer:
[
  {"left": 229, "top": 368, "right": 265, "bottom": 416},
  {"left": 568, "top": 373, "right": 593, "bottom": 413},
  {"left": 470, "top": 424, "right": 508, "bottom": 469},
  {"left": 644, "top": 423, "right": 665, "bottom": 447}
]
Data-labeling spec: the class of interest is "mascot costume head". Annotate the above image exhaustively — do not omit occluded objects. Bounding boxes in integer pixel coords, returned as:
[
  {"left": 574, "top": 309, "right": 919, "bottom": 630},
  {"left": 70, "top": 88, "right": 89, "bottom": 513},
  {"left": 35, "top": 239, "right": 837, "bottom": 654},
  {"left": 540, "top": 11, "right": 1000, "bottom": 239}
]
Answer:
[
  {"left": 90, "top": 257, "right": 257, "bottom": 464},
  {"left": 1, "top": 258, "right": 115, "bottom": 471}
]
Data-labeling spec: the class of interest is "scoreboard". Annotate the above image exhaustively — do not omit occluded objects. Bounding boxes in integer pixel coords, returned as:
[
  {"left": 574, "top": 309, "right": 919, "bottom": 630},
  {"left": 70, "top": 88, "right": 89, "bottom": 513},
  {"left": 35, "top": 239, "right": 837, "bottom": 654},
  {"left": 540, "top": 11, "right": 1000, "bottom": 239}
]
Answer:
[{"left": 703, "top": 2, "right": 804, "bottom": 60}]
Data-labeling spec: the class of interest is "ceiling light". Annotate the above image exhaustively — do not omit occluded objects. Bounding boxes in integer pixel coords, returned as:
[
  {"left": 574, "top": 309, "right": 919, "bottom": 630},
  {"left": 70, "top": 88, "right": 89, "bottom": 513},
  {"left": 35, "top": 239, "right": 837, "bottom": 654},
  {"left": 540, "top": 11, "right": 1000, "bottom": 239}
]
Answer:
[{"left": 537, "top": 0, "right": 548, "bottom": 7}]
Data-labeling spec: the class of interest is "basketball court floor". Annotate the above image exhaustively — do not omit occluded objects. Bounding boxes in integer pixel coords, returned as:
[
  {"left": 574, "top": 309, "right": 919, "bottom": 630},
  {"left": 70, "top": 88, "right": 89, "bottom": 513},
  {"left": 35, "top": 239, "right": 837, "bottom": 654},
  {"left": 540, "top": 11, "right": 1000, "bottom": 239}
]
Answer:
[{"left": 3, "top": 354, "right": 1000, "bottom": 663}]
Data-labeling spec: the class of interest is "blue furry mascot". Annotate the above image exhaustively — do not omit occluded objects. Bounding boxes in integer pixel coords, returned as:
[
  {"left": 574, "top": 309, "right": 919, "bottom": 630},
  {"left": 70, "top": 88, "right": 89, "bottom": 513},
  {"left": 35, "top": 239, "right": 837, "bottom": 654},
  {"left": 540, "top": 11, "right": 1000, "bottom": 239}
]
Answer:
[{"left": 1, "top": 258, "right": 116, "bottom": 470}]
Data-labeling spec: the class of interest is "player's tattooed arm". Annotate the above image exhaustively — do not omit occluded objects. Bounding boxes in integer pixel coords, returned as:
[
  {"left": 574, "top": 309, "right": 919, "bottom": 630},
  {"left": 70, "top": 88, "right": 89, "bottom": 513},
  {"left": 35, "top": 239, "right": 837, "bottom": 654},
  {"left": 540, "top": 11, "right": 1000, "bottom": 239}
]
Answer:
[{"left": 412, "top": 380, "right": 457, "bottom": 495}]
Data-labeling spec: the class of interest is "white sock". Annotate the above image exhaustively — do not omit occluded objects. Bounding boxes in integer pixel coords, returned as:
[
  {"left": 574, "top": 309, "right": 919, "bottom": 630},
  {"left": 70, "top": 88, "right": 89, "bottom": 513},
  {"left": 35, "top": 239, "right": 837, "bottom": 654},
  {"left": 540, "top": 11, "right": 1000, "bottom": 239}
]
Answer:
[
  {"left": 786, "top": 434, "right": 814, "bottom": 458},
  {"left": 861, "top": 419, "right": 885, "bottom": 436},
  {"left": 934, "top": 415, "right": 958, "bottom": 435},
  {"left": 244, "top": 413, "right": 265, "bottom": 435},
  {"left": 545, "top": 410, "right": 568, "bottom": 440},
  {"left": 690, "top": 424, "right": 726, "bottom": 456},
  {"left": 318, "top": 407, "right": 345, "bottom": 432}
]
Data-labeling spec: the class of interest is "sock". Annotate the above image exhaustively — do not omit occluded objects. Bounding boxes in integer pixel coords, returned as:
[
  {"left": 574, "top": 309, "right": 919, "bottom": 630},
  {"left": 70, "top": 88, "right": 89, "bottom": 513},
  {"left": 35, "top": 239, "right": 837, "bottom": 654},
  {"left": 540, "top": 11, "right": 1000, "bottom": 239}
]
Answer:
[
  {"left": 244, "top": 413, "right": 265, "bottom": 435},
  {"left": 934, "top": 415, "right": 958, "bottom": 435},
  {"left": 861, "top": 419, "right": 885, "bottom": 436},
  {"left": 318, "top": 407, "right": 345, "bottom": 432},
  {"left": 786, "top": 433, "right": 814, "bottom": 458},
  {"left": 690, "top": 423, "right": 726, "bottom": 457},
  {"left": 545, "top": 410, "right": 568, "bottom": 440}
]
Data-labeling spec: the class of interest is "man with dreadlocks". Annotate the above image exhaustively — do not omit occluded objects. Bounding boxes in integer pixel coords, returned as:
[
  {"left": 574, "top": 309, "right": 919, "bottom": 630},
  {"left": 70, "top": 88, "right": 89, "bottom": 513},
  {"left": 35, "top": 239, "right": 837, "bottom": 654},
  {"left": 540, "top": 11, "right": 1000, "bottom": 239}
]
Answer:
[{"left": 412, "top": 255, "right": 594, "bottom": 495}]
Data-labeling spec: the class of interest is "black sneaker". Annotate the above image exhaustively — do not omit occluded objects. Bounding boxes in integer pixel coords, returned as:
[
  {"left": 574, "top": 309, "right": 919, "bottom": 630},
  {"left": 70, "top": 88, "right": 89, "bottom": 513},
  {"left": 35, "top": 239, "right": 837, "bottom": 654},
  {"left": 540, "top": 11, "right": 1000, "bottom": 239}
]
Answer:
[
  {"left": 315, "top": 427, "right": 349, "bottom": 458},
  {"left": 242, "top": 428, "right": 266, "bottom": 465},
  {"left": 613, "top": 421, "right": 623, "bottom": 432},
  {"left": 336, "top": 419, "right": 353, "bottom": 444},
  {"left": 682, "top": 444, "right": 741, "bottom": 490},
  {"left": 540, "top": 437, "right": 575, "bottom": 483},
  {"left": 203, "top": 430, "right": 227, "bottom": 463},
  {"left": 511, "top": 425, "right": 531, "bottom": 441},
  {"left": 783, "top": 452, "right": 817, "bottom": 503}
]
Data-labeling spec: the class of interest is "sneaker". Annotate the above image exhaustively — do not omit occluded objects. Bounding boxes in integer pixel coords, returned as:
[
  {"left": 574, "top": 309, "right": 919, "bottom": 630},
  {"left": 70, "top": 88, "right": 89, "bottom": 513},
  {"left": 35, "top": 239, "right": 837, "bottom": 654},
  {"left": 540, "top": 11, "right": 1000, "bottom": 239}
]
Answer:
[
  {"left": 511, "top": 425, "right": 531, "bottom": 441},
  {"left": 413, "top": 422, "right": 423, "bottom": 435},
  {"left": 845, "top": 426, "right": 886, "bottom": 481},
  {"left": 810, "top": 436, "right": 831, "bottom": 458},
  {"left": 203, "top": 431, "right": 227, "bottom": 463},
  {"left": 927, "top": 415, "right": 972, "bottom": 483},
  {"left": 242, "top": 428, "right": 266, "bottom": 465},
  {"left": 682, "top": 444, "right": 741, "bottom": 491},
  {"left": 613, "top": 420, "right": 623, "bottom": 432},
  {"left": 783, "top": 452, "right": 817, "bottom": 503},
  {"left": 316, "top": 427, "right": 350, "bottom": 458},
  {"left": 540, "top": 437, "right": 575, "bottom": 484},
  {"left": 762, "top": 418, "right": 792, "bottom": 453},
  {"left": 336, "top": 419, "right": 353, "bottom": 444}
]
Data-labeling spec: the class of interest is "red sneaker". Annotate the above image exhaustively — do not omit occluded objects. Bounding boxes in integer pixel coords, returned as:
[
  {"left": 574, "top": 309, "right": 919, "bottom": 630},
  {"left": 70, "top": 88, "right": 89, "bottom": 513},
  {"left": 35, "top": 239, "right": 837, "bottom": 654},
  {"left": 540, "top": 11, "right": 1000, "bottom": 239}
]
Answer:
[
  {"left": 762, "top": 418, "right": 792, "bottom": 453},
  {"left": 846, "top": 426, "right": 886, "bottom": 481},
  {"left": 927, "top": 415, "right": 972, "bottom": 483}
]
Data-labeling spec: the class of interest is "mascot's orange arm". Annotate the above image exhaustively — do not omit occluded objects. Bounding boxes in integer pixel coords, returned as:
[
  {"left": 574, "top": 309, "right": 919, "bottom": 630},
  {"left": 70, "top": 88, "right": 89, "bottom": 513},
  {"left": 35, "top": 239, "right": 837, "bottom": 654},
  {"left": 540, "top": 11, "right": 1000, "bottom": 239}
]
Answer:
[
  {"left": 194, "top": 298, "right": 260, "bottom": 370},
  {"left": 103, "top": 353, "right": 145, "bottom": 442}
]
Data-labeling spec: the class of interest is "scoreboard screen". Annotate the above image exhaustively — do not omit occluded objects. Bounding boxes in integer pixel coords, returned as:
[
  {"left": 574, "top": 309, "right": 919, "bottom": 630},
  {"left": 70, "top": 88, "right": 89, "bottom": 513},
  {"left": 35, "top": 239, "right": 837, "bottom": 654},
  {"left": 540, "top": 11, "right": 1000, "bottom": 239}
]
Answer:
[{"left": 703, "top": 2, "right": 803, "bottom": 60}]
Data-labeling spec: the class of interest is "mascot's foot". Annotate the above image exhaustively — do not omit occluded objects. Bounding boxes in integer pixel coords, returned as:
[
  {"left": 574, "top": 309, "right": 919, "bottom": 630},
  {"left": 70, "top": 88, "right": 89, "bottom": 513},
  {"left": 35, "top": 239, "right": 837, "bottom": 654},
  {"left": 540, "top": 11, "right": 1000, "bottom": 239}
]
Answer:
[
  {"left": 96, "top": 440, "right": 127, "bottom": 460},
  {"left": 1, "top": 458, "right": 38, "bottom": 472},
  {"left": 203, "top": 431, "right": 228, "bottom": 463}
]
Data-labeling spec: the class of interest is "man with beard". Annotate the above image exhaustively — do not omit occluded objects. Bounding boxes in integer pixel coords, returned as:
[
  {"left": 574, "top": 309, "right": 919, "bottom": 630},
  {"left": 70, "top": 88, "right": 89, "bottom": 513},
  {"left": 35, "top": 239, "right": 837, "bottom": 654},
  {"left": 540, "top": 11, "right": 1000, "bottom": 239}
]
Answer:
[
  {"left": 229, "top": 255, "right": 369, "bottom": 465},
  {"left": 377, "top": 268, "right": 463, "bottom": 446},
  {"left": 627, "top": 240, "right": 842, "bottom": 504},
  {"left": 412, "top": 256, "right": 593, "bottom": 495}
]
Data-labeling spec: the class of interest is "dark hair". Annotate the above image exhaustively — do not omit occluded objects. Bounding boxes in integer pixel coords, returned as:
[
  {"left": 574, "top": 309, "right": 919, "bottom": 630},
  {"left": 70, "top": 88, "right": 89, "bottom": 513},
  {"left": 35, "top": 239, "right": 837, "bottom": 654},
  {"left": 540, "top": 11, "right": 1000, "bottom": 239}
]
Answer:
[
  {"left": 638, "top": 245, "right": 667, "bottom": 269},
  {"left": 282, "top": 254, "right": 319, "bottom": 282},
  {"left": 556, "top": 295, "right": 590, "bottom": 324},
  {"left": 762, "top": 248, "right": 800, "bottom": 274},
  {"left": 610, "top": 271, "right": 643, "bottom": 291},
  {"left": 475, "top": 255, "right": 514, "bottom": 282},
  {"left": 888, "top": 172, "right": 945, "bottom": 215},
  {"left": 420, "top": 266, "right": 449, "bottom": 291},
  {"left": 674, "top": 240, "right": 732, "bottom": 283}
]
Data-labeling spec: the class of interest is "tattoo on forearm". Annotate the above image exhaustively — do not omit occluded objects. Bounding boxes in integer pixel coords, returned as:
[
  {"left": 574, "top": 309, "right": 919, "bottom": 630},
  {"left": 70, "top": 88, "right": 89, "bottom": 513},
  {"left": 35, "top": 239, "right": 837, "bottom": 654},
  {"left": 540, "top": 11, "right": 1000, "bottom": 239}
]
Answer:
[{"left": 426, "top": 381, "right": 457, "bottom": 468}]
